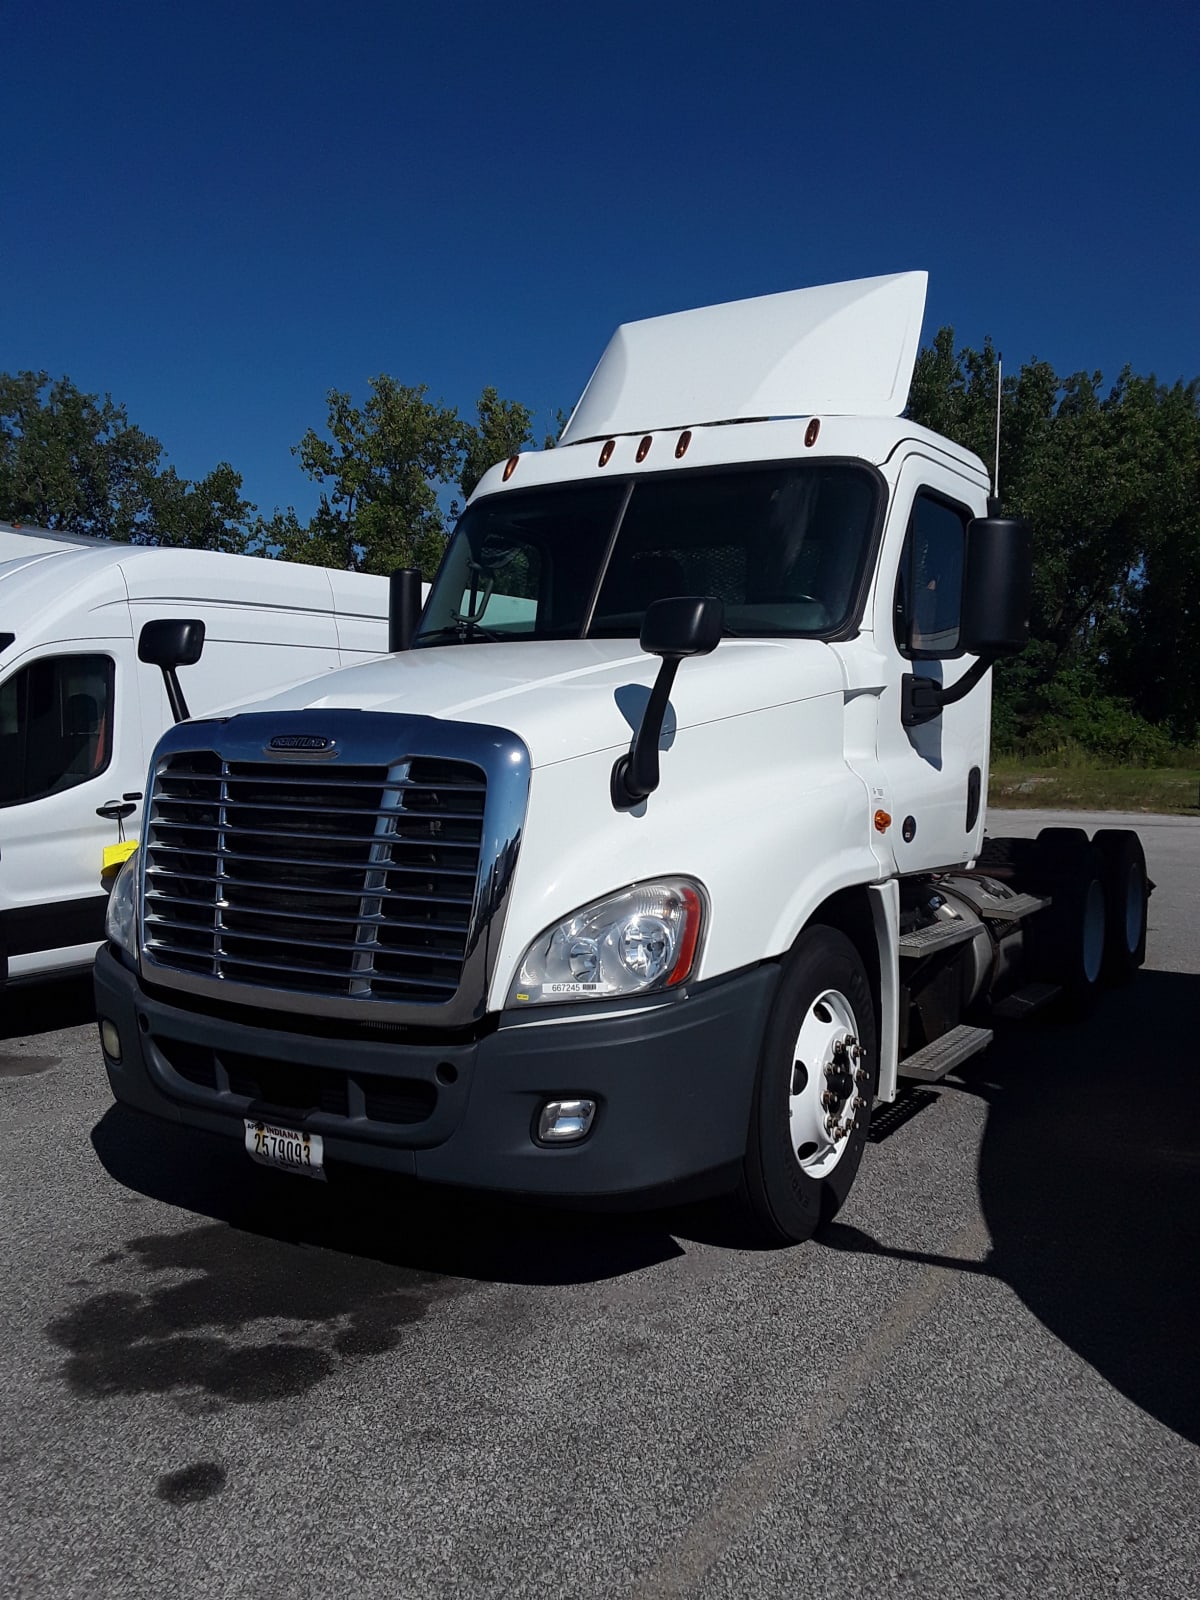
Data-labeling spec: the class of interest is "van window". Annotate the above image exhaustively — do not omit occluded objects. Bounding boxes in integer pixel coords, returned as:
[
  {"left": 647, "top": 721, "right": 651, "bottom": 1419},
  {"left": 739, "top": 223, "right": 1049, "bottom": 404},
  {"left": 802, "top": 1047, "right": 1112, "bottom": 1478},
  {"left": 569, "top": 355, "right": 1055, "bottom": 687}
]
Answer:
[
  {"left": 0, "top": 654, "right": 115, "bottom": 806},
  {"left": 894, "top": 492, "right": 969, "bottom": 658}
]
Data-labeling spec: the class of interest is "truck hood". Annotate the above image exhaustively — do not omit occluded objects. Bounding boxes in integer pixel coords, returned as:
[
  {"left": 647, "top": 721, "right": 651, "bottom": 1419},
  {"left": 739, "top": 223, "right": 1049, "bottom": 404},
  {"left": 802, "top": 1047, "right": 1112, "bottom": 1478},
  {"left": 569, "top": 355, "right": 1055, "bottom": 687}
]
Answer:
[{"left": 214, "top": 638, "right": 845, "bottom": 768}]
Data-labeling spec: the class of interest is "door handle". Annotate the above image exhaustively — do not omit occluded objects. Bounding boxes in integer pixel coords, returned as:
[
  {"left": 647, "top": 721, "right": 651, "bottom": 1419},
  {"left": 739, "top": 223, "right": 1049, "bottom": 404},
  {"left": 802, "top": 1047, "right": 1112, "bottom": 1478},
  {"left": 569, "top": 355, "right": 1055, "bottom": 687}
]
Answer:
[{"left": 96, "top": 801, "right": 138, "bottom": 822}]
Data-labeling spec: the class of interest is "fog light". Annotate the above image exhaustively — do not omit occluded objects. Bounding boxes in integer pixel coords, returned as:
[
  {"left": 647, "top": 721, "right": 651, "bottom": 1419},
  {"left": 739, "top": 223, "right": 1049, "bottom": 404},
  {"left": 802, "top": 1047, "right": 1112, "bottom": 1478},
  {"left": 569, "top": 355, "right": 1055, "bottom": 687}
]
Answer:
[
  {"left": 537, "top": 1098, "right": 596, "bottom": 1143},
  {"left": 99, "top": 1018, "right": 122, "bottom": 1063}
]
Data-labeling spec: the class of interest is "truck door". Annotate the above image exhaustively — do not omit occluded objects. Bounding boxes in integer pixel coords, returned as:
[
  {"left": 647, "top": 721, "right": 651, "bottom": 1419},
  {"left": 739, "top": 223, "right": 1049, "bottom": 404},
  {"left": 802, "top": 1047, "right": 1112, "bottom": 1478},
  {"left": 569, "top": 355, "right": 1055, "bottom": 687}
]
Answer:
[
  {"left": 874, "top": 459, "right": 991, "bottom": 875},
  {"left": 0, "top": 641, "right": 142, "bottom": 980}
]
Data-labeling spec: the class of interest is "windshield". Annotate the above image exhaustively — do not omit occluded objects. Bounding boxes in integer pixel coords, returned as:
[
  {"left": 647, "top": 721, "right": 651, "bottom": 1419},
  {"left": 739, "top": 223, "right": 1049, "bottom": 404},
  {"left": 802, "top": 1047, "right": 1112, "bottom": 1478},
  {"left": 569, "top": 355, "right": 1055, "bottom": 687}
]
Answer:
[{"left": 415, "top": 462, "right": 881, "bottom": 646}]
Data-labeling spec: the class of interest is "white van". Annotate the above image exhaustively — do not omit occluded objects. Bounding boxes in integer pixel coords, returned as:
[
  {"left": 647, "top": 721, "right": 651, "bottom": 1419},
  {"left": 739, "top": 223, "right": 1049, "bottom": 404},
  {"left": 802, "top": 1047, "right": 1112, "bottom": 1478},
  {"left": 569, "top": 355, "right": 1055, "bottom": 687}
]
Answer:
[{"left": 0, "top": 524, "right": 391, "bottom": 990}]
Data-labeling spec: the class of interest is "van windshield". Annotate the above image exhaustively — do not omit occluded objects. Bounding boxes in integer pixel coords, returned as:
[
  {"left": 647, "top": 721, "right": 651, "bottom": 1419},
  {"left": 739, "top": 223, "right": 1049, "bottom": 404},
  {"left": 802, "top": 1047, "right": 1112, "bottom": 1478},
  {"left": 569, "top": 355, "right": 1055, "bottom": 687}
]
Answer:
[{"left": 415, "top": 462, "right": 880, "bottom": 646}]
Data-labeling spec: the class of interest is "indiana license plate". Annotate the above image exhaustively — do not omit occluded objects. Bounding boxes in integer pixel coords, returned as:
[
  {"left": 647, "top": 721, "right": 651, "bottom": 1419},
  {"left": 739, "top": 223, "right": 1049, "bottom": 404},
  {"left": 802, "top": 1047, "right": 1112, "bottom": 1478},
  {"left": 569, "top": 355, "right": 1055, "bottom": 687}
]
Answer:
[{"left": 244, "top": 1119, "right": 325, "bottom": 1180}]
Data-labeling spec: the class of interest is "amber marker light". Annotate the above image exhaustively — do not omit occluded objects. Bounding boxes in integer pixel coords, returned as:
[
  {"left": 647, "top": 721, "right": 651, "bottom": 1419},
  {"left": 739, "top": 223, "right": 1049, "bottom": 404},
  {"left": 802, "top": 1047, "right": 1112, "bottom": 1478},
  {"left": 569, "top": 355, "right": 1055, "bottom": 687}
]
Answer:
[
  {"left": 873, "top": 809, "right": 892, "bottom": 833},
  {"left": 598, "top": 439, "right": 615, "bottom": 466},
  {"left": 675, "top": 429, "right": 692, "bottom": 459},
  {"left": 805, "top": 418, "right": 821, "bottom": 448},
  {"left": 636, "top": 435, "right": 653, "bottom": 462},
  {"left": 502, "top": 455, "right": 519, "bottom": 481}
]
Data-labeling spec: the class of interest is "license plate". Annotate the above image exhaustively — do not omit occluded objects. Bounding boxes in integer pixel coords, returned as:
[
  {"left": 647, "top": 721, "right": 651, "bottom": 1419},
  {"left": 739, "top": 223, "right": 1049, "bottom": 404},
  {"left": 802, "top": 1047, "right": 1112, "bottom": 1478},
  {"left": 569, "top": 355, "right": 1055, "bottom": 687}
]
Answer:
[{"left": 244, "top": 1118, "right": 325, "bottom": 1180}]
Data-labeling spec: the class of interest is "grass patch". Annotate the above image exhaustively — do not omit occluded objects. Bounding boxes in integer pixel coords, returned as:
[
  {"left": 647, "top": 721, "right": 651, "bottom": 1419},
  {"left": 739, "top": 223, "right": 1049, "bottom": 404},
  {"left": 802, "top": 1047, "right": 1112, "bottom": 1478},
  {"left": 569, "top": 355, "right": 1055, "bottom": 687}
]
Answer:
[{"left": 989, "top": 760, "right": 1200, "bottom": 814}]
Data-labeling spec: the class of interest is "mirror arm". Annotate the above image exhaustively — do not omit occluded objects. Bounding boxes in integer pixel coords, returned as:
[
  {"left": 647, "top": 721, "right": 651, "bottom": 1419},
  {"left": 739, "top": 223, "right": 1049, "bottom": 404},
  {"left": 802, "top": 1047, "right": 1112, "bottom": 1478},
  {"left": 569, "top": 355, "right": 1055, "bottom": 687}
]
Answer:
[
  {"left": 161, "top": 665, "right": 190, "bottom": 724},
  {"left": 902, "top": 655, "right": 991, "bottom": 728},
  {"left": 611, "top": 656, "right": 683, "bottom": 808}
]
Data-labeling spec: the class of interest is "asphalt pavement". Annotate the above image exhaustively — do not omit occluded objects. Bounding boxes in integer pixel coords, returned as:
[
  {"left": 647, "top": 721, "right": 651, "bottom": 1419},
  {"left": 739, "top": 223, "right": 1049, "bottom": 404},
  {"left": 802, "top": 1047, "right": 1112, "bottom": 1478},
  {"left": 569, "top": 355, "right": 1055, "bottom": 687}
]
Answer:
[{"left": 2, "top": 809, "right": 1198, "bottom": 1598}]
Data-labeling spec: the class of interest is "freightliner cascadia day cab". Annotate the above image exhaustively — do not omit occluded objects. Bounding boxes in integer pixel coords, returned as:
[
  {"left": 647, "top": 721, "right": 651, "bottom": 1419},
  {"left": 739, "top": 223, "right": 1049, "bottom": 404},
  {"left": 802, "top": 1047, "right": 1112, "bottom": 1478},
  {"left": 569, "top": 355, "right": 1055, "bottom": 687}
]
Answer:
[
  {"left": 94, "top": 274, "right": 1150, "bottom": 1243},
  {"left": 0, "top": 525, "right": 391, "bottom": 993}
]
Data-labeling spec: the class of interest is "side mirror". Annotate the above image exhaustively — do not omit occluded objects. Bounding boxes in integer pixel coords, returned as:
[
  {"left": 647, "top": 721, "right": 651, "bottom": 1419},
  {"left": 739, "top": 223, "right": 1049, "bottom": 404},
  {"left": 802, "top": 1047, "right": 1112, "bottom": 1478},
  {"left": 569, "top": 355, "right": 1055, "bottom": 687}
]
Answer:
[
  {"left": 138, "top": 618, "right": 205, "bottom": 723},
  {"left": 612, "top": 597, "right": 723, "bottom": 809},
  {"left": 960, "top": 516, "right": 1032, "bottom": 657},
  {"left": 388, "top": 568, "right": 424, "bottom": 652},
  {"left": 638, "top": 595, "right": 725, "bottom": 659},
  {"left": 902, "top": 515, "right": 1033, "bottom": 727}
]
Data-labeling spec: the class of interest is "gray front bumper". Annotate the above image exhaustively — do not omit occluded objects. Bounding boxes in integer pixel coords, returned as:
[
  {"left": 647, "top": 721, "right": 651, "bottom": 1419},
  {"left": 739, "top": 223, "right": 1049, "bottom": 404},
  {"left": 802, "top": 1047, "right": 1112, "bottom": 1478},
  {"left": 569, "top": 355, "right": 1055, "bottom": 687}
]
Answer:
[{"left": 95, "top": 945, "right": 778, "bottom": 1201}]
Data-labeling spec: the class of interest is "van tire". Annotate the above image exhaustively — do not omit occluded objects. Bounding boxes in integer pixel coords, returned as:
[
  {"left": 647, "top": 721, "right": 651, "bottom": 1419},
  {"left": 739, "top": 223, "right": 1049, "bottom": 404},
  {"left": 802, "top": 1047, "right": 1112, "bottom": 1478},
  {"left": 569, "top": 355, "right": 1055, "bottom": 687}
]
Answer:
[{"left": 736, "top": 926, "right": 878, "bottom": 1246}]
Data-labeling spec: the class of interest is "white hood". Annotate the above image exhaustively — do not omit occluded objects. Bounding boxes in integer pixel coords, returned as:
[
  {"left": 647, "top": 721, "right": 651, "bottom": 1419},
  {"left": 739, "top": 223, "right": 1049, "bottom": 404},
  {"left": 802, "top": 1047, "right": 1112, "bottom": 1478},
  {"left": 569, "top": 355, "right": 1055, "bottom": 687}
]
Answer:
[{"left": 215, "top": 638, "right": 845, "bottom": 768}]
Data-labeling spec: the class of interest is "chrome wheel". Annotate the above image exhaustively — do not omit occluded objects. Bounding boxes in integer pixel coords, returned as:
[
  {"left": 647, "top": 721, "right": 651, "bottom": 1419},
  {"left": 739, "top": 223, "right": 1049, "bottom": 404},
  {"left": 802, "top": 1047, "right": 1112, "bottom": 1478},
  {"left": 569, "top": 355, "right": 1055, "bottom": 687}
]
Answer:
[{"left": 787, "top": 987, "right": 868, "bottom": 1181}]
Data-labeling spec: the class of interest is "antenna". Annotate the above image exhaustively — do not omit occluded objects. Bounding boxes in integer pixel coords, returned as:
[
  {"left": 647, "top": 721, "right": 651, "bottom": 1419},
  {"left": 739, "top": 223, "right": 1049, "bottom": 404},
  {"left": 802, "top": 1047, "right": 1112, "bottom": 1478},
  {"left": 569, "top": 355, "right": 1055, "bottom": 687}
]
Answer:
[{"left": 991, "top": 357, "right": 1003, "bottom": 514}]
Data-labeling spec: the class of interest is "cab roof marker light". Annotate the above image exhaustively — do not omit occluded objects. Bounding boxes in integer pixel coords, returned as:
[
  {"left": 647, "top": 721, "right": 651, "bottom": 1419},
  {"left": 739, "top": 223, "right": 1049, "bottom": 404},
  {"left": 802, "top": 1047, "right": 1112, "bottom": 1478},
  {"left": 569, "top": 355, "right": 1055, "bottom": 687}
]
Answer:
[
  {"left": 598, "top": 439, "right": 615, "bottom": 467},
  {"left": 805, "top": 418, "right": 821, "bottom": 447},
  {"left": 636, "top": 435, "right": 653, "bottom": 463},
  {"left": 675, "top": 430, "right": 692, "bottom": 459},
  {"left": 502, "top": 455, "right": 520, "bottom": 481}
]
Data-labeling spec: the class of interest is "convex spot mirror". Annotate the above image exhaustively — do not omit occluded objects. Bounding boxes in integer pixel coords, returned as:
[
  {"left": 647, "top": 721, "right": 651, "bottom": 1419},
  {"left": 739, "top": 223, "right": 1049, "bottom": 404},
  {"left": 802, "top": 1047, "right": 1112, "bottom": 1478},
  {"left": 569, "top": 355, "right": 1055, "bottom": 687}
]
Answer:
[
  {"left": 138, "top": 618, "right": 205, "bottom": 723},
  {"left": 612, "top": 596, "right": 724, "bottom": 809},
  {"left": 960, "top": 516, "right": 1032, "bottom": 658},
  {"left": 138, "top": 618, "right": 205, "bottom": 669},
  {"left": 640, "top": 595, "right": 724, "bottom": 660}
]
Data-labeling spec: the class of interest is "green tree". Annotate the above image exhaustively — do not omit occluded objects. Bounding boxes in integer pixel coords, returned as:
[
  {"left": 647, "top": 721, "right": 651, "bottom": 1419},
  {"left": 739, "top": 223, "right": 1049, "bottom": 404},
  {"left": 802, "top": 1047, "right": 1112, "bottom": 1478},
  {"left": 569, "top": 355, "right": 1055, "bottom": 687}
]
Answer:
[
  {"left": 459, "top": 385, "right": 534, "bottom": 501},
  {"left": 267, "top": 379, "right": 551, "bottom": 579},
  {"left": 0, "top": 370, "right": 254, "bottom": 550},
  {"left": 907, "top": 333, "right": 1200, "bottom": 752},
  {"left": 268, "top": 377, "right": 464, "bottom": 577}
]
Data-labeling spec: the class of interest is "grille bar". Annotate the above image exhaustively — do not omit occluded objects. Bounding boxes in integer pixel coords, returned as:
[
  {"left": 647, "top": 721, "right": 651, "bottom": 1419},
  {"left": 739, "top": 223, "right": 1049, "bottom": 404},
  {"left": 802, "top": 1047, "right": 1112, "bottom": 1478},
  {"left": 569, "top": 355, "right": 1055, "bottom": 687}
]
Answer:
[
  {"left": 146, "top": 869, "right": 475, "bottom": 903},
  {"left": 143, "top": 751, "right": 487, "bottom": 1006}
]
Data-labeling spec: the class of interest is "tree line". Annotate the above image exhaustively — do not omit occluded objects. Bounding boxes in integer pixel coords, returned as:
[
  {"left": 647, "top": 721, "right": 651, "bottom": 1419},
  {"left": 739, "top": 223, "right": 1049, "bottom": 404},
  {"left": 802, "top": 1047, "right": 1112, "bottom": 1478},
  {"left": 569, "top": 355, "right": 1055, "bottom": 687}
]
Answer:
[{"left": 3, "top": 340, "right": 1197, "bottom": 758}]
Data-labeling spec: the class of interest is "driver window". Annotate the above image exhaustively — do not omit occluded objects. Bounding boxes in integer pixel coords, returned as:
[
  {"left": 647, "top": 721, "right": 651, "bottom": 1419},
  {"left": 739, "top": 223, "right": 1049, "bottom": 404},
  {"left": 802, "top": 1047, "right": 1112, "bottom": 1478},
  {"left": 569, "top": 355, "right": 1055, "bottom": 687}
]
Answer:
[
  {"left": 0, "top": 653, "right": 115, "bottom": 807},
  {"left": 894, "top": 492, "right": 968, "bottom": 658}
]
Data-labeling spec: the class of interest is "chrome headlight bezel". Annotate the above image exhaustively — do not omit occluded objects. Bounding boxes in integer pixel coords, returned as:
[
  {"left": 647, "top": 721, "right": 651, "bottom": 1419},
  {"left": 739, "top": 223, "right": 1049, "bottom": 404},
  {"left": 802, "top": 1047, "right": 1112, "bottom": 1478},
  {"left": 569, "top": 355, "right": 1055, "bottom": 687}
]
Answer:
[
  {"left": 104, "top": 851, "right": 140, "bottom": 961},
  {"left": 507, "top": 877, "right": 707, "bottom": 1008}
]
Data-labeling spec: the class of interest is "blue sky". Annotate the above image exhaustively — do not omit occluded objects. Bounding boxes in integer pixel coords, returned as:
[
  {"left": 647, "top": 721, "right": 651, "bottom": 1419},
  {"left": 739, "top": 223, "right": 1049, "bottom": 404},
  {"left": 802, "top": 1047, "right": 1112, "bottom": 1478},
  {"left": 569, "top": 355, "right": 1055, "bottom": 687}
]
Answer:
[{"left": 5, "top": 0, "right": 1197, "bottom": 522}]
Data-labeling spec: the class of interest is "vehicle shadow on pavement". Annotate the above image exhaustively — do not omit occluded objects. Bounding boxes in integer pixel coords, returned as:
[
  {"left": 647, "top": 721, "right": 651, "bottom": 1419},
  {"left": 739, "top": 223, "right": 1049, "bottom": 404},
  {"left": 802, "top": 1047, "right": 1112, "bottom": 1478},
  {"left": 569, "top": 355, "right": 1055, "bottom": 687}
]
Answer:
[
  {"left": 90, "top": 1103, "right": 685, "bottom": 1289},
  {"left": 823, "top": 968, "right": 1200, "bottom": 1448},
  {"left": 53, "top": 1110, "right": 687, "bottom": 1418},
  {"left": 1, "top": 973, "right": 95, "bottom": 1041}
]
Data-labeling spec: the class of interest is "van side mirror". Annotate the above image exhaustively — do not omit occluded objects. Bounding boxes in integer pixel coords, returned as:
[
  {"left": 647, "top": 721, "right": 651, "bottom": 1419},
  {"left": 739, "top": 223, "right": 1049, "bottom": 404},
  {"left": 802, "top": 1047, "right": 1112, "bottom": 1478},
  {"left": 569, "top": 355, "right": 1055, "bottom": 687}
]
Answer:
[
  {"left": 389, "top": 568, "right": 424, "bottom": 652},
  {"left": 960, "top": 515, "right": 1032, "bottom": 657},
  {"left": 138, "top": 618, "right": 205, "bottom": 724},
  {"left": 611, "top": 597, "right": 723, "bottom": 809}
]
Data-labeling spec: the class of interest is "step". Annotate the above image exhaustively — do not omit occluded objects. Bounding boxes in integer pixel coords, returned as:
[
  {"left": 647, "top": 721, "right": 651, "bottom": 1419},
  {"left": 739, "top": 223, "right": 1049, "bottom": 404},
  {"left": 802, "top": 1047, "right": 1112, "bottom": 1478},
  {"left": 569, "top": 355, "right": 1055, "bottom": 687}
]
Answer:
[
  {"left": 980, "top": 892, "right": 1051, "bottom": 923},
  {"left": 898, "top": 919, "right": 978, "bottom": 958},
  {"left": 992, "top": 982, "right": 1062, "bottom": 1021},
  {"left": 898, "top": 1023, "right": 994, "bottom": 1083}
]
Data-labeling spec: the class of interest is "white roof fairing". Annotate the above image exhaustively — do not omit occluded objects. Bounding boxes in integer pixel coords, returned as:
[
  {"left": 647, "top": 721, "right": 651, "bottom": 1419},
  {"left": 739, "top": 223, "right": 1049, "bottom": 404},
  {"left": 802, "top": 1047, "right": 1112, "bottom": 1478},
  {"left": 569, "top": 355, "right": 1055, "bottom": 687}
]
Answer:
[{"left": 559, "top": 272, "right": 929, "bottom": 445}]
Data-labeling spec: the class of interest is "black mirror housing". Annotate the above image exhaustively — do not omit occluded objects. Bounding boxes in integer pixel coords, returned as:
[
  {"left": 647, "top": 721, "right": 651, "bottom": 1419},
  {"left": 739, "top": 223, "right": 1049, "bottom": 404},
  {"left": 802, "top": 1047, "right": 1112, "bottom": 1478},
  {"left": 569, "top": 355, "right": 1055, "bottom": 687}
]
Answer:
[
  {"left": 640, "top": 596, "right": 723, "bottom": 659},
  {"left": 960, "top": 516, "right": 1032, "bottom": 658},
  {"left": 138, "top": 618, "right": 206, "bottom": 669}
]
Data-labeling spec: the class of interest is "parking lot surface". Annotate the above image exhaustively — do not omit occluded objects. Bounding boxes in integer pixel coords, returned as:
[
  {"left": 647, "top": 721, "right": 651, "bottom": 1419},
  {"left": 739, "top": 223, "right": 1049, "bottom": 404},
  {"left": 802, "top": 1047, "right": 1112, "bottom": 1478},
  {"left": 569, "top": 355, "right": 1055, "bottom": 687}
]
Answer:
[{"left": 2, "top": 810, "right": 1198, "bottom": 1598}]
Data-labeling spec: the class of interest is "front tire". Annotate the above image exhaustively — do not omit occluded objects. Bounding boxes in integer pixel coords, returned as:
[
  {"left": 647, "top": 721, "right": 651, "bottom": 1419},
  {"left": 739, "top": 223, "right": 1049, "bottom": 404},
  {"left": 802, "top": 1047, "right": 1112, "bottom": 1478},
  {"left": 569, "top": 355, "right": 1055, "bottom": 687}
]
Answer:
[{"left": 738, "top": 926, "right": 878, "bottom": 1245}]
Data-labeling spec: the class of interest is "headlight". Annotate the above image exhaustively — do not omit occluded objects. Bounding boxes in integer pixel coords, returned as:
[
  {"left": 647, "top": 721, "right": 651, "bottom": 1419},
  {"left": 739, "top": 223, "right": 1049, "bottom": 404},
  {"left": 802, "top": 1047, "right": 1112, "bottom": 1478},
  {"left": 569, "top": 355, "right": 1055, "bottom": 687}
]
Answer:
[
  {"left": 105, "top": 852, "right": 139, "bottom": 957},
  {"left": 508, "top": 879, "right": 705, "bottom": 1007}
]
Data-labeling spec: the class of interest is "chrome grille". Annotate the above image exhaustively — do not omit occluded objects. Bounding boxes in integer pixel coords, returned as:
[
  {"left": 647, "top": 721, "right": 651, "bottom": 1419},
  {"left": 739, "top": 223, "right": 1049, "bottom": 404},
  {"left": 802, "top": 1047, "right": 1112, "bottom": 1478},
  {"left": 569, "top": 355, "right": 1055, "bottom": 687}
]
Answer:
[{"left": 142, "top": 752, "right": 487, "bottom": 1005}]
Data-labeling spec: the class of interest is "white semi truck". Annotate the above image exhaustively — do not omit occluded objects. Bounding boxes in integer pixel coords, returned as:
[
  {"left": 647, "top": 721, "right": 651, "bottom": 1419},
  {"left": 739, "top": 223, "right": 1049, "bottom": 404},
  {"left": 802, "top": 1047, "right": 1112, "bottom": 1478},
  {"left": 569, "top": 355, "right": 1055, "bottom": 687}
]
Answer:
[{"left": 94, "top": 273, "right": 1149, "bottom": 1243}]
